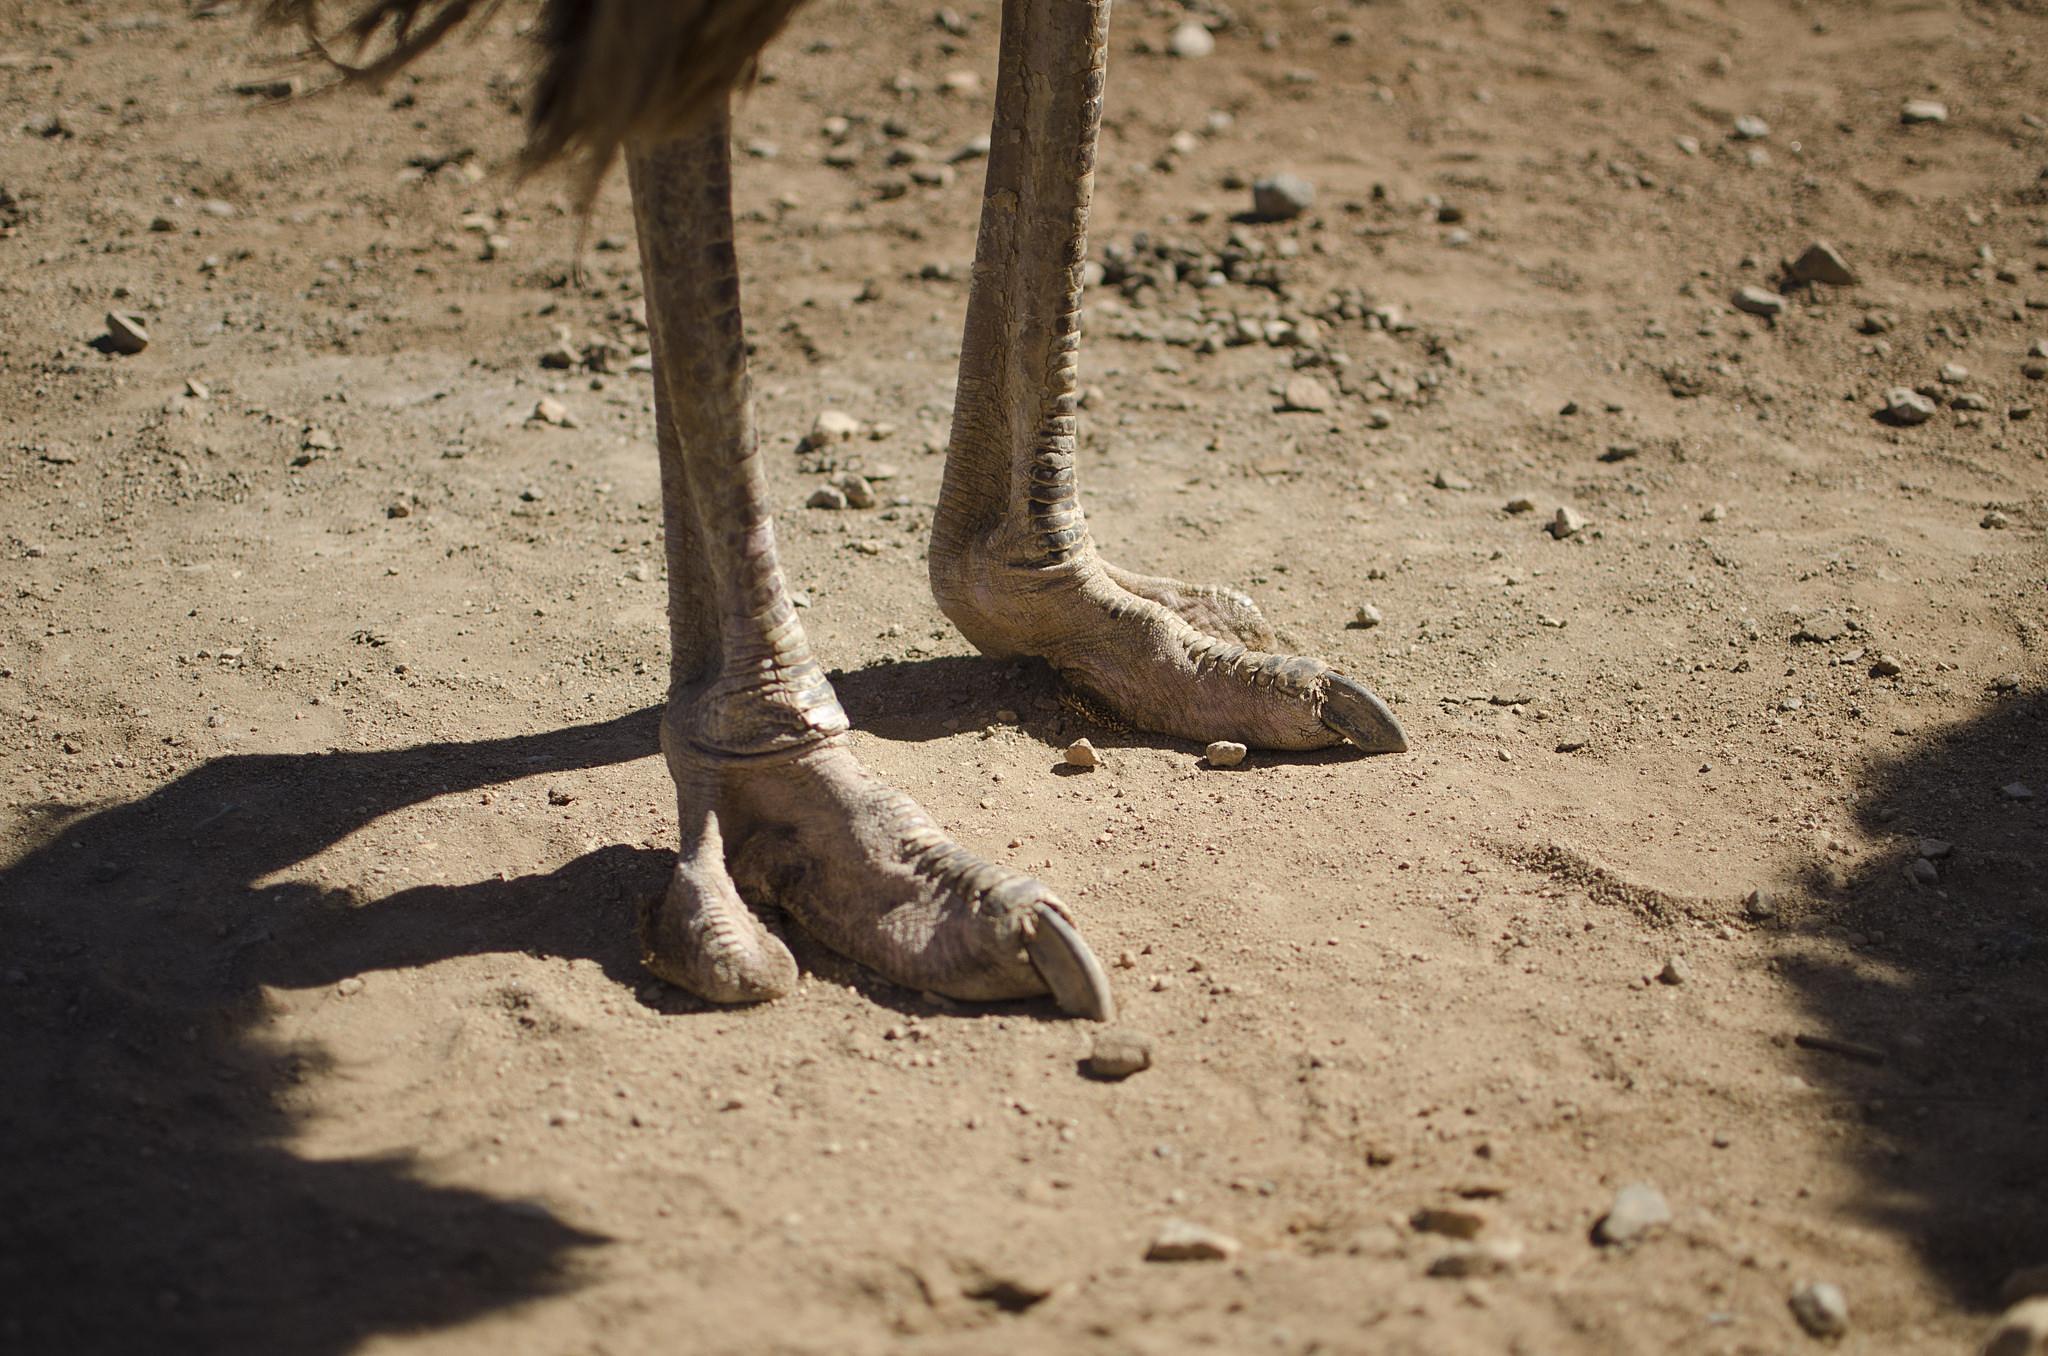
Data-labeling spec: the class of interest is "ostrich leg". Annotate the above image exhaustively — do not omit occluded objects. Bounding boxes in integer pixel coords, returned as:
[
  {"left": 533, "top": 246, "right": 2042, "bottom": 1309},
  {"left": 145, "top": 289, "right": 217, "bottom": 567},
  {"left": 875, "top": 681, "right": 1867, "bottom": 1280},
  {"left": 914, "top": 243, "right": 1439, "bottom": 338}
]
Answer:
[
  {"left": 629, "top": 112, "right": 1113, "bottom": 1018},
  {"left": 931, "top": 0, "right": 1407, "bottom": 754}
]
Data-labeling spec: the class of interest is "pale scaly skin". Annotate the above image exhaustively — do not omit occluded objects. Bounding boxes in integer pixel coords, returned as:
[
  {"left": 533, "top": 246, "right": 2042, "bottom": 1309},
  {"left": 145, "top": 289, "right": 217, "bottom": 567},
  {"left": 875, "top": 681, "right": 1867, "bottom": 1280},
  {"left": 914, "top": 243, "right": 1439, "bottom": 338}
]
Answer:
[
  {"left": 632, "top": 0, "right": 1403, "bottom": 1017},
  {"left": 628, "top": 121, "right": 1111, "bottom": 1020},
  {"left": 929, "top": 0, "right": 1407, "bottom": 755}
]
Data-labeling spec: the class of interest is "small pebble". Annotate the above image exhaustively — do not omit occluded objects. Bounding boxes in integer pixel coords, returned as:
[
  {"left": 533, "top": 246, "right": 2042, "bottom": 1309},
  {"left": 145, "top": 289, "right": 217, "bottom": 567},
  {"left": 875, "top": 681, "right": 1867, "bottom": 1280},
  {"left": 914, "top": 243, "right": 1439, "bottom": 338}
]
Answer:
[
  {"left": 2003, "top": 782, "right": 2035, "bottom": 801},
  {"left": 1788, "top": 240, "right": 1857, "bottom": 287},
  {"left": 1352, "top": 603, "right": 1383, "bottom": 628},
  {"left": 1433, "top": 469, "right": 1475, "bottom": 490},
  {"left": 1146, "top": 1219, "right": 1240, "bottom": 1263},
  {"left": 1411, "top": 1206, "right": 1488, "bottom": 1240},
  {"left": 1871, "top": 654, "right": 1904, "bottom": 677},
  {"left": 1733, "top": 285, "right": 1787, "bottom": 317},
  {"left": 1594, "top": 1183, "right": 1672, "bottom": 1246},
  {"left": 1909, "top": 857, "right": 1939, "bottom": 884},
  {"left": 532, "top": 397, "right": 574, "bottom": 427},
  {"left": 1504, "top": 495, "right": 1536, "bottom": 514},
  {"left": 1900, "top": 99, "right": 1948, "bottom": 125},
  {"left": 1064, "top": 739, "right": 1099, "bottom": 769},
  {"left": 1880, "top": 388, "right": 1936, "bottom": 426},
  {"left": 1658, "top": 956, "right": 1691, "bottom": 986},
  {"left": 1549, "top": 506, "right": 1587, "bottom": 538},
  {"left": 1252, "top": 173, "right": 1315, "bottom": 221},
  {"left": 832, "top": 472, "right": 876, "bottom": 508},
  {"left": 104, "top": 311, "right": 150, "bottom": 354},
  {"left": 1281, "top": 374, "right": 1331, "bottom": 412},
  {"left": 1733, "top": 114, "right": 1770, "bottom": 140},
  {"left": 1086, "top": 1028, "right": 1153, "bottom": 1079},
  {"left": 1426, "top": 1240, "right": 1523, "bottom": 1278},
  {"left": 1167, "top": 20, "right": 1215, "bottom": 58},
  {"left": 1982, "top": 510, "right": 2010, "bottom": 530},
  {"left": 1204, "top": 740, "right": 1248, "bottom": 768},
  {"left": 808, "top": 409, "right": 861, "bottom": 445},
  {"left": 1789, "top": 1281, "right": 1851, "bottom": 1338},
  {"left": 807, "top": 485, "right": 848, "bottom": 510},
  {"left": 1701, "top": 503, "right": 1727, "bottom": 522}
]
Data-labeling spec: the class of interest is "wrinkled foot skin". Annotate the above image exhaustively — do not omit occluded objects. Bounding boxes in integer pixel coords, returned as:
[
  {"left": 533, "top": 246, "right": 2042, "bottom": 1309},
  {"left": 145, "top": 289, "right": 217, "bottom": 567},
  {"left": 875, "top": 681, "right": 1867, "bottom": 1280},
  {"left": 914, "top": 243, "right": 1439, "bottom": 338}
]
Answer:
[
  {"left": 940, "top": 558, "right": 1407, "bottom": 754},
  {"left": 642, "top": 724, "right": 1115, "bottom": 1019}
]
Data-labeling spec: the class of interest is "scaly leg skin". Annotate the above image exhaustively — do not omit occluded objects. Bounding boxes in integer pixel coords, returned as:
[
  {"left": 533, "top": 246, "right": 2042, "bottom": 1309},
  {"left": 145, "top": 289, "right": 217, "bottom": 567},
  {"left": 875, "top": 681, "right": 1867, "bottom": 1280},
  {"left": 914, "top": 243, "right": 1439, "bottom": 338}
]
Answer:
[
  {"left": 932, "top": 0, "right": 1406, "bottom": 756},
  {"left": 628, "top": 113, "right": 1112, "bottom": 1019}
]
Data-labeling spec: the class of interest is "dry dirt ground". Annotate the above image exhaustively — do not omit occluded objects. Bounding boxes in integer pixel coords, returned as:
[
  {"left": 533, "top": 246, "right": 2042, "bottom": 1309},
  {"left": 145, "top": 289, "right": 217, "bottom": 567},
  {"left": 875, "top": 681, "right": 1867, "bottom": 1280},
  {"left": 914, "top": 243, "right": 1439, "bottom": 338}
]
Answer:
[{"left": 3, "top": 0, "right": 2046, "bottom": 1352}]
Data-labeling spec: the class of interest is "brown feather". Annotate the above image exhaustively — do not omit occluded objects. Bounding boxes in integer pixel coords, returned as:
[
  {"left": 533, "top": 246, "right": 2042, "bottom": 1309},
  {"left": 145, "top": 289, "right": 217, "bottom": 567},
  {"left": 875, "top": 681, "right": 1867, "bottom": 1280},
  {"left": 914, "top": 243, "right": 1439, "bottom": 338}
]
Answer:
[{"left": 260, "top": 0, "right": 807, "bottom": 202}]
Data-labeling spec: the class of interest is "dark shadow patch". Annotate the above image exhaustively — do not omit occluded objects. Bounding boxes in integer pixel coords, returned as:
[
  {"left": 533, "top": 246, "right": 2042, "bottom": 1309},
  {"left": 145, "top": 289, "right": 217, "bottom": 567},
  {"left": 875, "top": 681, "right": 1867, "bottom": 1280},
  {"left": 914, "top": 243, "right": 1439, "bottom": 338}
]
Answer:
[
  {"left": 0, "top": 708, "right": 666, "bottom": 1354},
  {"left": 1780, "top": 693, "right": 2046, "bottom": 1307}
]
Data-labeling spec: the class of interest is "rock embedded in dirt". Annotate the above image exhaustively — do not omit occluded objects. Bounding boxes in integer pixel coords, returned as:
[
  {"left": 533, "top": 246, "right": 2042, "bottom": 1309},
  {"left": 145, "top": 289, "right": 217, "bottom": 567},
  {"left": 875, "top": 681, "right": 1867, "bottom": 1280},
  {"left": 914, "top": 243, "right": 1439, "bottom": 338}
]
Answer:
[
  {"left": 1702, "top": 503, "right": 1727, "bottom": 522},
  {"left": 1146, "top": 1219, "right": 1240, "bottom": 1263},
  {"left": 302, "top": 426, "right": 339, "bottom": 451},
  {"left": 1940, "top": 362, "right": 1970, "bottom": 384},
  {"left": 1871, "top": 653, "right": 1905, "bottom": 676},
  {"left": 1064, "top": 738, "right": 1099, "bottom": 769},
  {"left": 2003, "top": 782, "right": 2035, "bottom": 801},
  {"left": 1594, "top": 1183, "right": 1672, "bottom": 1246},
  {"left": 1789, "top": 1281, "right": 1851, "bottom": 1338},
  {"left": 1548, "top": 505, "right": 1587, "bottom": 538},
  {"left": 1167, "top": 20, "right": 1215, "bottom": 58},
  {"left": 1658, "top": 956, "right": 1691, "bottom": 985},
  {"left": 1732, "top": 285, "right": 1787, "bottom": 317},
  {"left": 1793, "top": 613, "right": 1848, "bottom": 643},
  {"left": 806, "top": 484, "right": 848, "bottom": 510},
  {"left": 1788, "top": 240, "right": 1858, "bottom": 286},
  {"left": 1733, "top": 114, "right": 1770, "bottom": 140},
  {"left": 1433, "top": 469, "right": 1475, "bottom": 490},
  {"left": 1504, "top": 495, "right": 1536, "bottom": 514},
  {"left": 1982, "top": 510, "right": 2010, "bottom": 529},
  {"left": 1204, "top": 740, "right": 1247, "bottom": 768},
  {"left": 104, "top": 311, "right": 150, "bottom": 354},
  {"left": 1900, "top": 99, "right": 1948, "bottom": 124},
  {"left": 1281, "top": 374, "right": 1331, "bottom": 412},
  {"left": 1411, "top": 1206, "right": 1487, "bottom": 1239},
  {"left": 1251, "top": 173, "right": 1315, "bottom": 221},
  {"left": 539, "top": 343, "right": 577, "bottom": 369},
  {"left": 1086, "top": 1028, "right": 1152, "bottom": 1078},
  {"left": 1909, "top": 857, "right": 1939, "bottom": 884},
  {"left": 1427, "top": 1239, "right": 1523, "bottom": 1277},
  {"left": 532, "top": 397, "right": 574, "bottom": 427},
  {"left": 1879, "top": 388, "right": 1936, "bottom": 426},
  {"left": 1982, "top": 1299, "right": 2048, "bottom": 1356},
  {"left": 1352, "top": 603, "right": 1383, "bottom": 628}
]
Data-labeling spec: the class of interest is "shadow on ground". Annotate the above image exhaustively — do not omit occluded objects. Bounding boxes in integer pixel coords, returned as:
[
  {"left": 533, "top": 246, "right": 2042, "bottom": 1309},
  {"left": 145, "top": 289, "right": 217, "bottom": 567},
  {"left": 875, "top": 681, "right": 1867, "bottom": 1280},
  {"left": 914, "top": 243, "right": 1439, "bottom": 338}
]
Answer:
[
  {"left": 0, "top": 708, "right": 670, "bottom": 1355},
  {"left": 1785, "top": 692, "right": 2046, "bottom": 1306}
]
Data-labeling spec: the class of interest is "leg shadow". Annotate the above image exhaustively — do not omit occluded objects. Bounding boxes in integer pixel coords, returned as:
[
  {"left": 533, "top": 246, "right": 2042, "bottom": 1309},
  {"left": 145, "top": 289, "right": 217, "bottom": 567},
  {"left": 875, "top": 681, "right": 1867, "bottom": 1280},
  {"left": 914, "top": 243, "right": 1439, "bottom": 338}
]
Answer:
[
  {"left": 0, "top": 708, "right": 669, "bottom": 1354},
  {"left": 1782, "top": 692, "right": 2046, "bottom": 1306}
]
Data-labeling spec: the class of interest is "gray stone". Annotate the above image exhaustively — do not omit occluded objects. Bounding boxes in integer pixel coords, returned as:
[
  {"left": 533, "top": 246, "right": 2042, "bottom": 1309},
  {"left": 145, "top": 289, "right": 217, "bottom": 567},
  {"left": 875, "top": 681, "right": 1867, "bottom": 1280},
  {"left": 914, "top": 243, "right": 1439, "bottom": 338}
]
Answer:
[
  {"left": 1146, "top": 1219, "right": 1240, "bottom": 1262},
  {"left": 1880, "top": 388, "right": 1937, "bottom": 426},
  {"left": 1909, "top": 858, "right": 1939, "bottom": 885},
  {"left": 1789, "top": 1281, "right": 1851, "bottom": 1338},
  {"left": 2003, "top": 782, "right": 2035, "bottom": 801},
  {"left": 1594, "top": 1183, "right": 1671, "bottom": 1245},
  {"left": 1733, "top": 285, "right": 1788, "bottom": 317},
  {"left": 1352, "top": 603, "right": 1383, "bottom": 628},
  {"left": 1252, "top": 173, "right": 1315, "bottom": 221},
  {"left": 1549, "top": 506, "right": 1587, "bottom": 539},
  {"left": 1900, "top": 99, "right": 1948, "bottom": 125},
  {"left": 1433, "top": 469, "right": 1475, "bottom": 491},
  {"left": 1733, "top": 114, "right": 1770, "bottom": 140},
  {"left": 832, "top": 472, "right": 876, "bottom": 508},
  {"left": 806, "top": 484, "right": 849, "bottom": 510},
  {"left": 1204, "top": 740, "right": 1248, "bottom": 768},
  {"left": 1658, "top": 956, "right": 1692, "bottom": 985},
  {"left": 1871, "top": 653, "right": 1905, "bottom": 677},
  {"left": 1086, "top": 1028, "right": 1153, "bottom": 1078}
]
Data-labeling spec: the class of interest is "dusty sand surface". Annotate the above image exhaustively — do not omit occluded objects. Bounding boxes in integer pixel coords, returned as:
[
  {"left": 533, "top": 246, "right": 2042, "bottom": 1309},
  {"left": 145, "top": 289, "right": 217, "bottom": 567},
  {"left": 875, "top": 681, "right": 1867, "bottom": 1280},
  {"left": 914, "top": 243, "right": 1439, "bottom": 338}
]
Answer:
[{"left": 3, "top": 0, "right": 2045, "bottom": 1351}]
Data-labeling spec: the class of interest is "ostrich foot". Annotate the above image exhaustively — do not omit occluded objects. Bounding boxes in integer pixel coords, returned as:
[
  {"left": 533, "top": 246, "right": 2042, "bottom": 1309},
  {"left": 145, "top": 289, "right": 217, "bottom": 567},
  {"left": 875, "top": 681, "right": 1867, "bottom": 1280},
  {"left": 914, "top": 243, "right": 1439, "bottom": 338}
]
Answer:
[
  {"left": 935, "top": 553, "right": 1407, "bottom": 754},
  {"left": 643, "top": 718, "right": 1115, "bottom": 1020}
]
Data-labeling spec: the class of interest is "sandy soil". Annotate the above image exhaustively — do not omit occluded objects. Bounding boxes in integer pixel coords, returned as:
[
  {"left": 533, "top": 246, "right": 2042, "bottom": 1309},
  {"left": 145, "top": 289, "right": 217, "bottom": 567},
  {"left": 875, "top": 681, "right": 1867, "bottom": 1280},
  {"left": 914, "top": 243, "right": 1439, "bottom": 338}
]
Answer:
[{"left": 3, "top": 0, "right": 2045, "bottom": 1352}]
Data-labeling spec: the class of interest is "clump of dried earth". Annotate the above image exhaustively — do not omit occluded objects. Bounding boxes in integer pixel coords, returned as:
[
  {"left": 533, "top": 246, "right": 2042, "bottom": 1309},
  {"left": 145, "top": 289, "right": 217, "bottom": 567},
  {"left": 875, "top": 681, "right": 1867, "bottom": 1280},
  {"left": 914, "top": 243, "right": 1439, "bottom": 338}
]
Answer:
[{"left": 2, "top": 1, "right": 2044, "bottom": 1352}]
